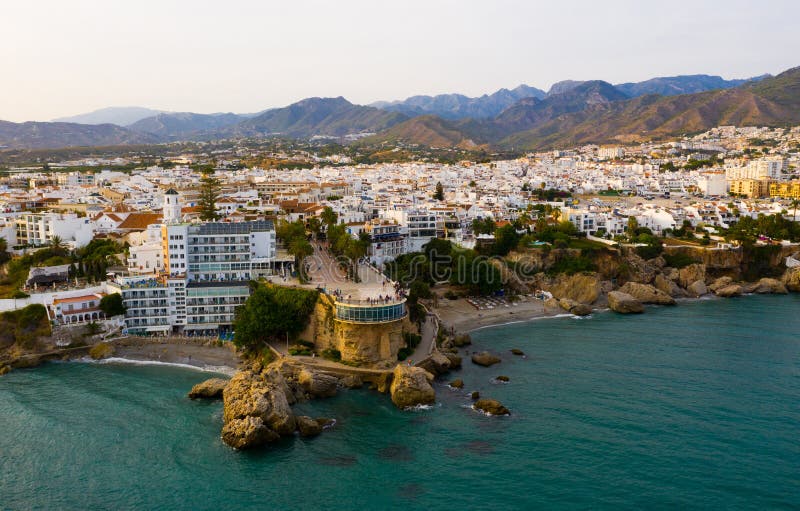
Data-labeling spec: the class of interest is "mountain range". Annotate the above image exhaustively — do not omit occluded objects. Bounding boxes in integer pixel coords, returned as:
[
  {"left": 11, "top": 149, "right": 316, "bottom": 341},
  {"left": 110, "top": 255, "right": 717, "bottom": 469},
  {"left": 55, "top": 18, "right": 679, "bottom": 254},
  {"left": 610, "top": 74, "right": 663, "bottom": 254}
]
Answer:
[{"left": 0, "top": 70, "right": 794, "bottom": 151}]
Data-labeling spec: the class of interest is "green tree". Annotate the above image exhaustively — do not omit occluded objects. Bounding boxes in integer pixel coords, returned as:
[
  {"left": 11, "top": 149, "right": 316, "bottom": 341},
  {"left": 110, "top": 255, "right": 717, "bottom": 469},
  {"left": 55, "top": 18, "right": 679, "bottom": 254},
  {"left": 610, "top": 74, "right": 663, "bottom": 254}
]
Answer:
[
  {"left": 0, "top": 237, "right": 10, "bottom": 265},
  {"left": 321, "top": 206, "right": 338, "bottom": 228},
  {"left": 288, "top": 238, "right": 314, "bottom": 283},
  {"left": 198, "top": 172, "right": 221, "bottom": 221},
  {"left": 233, "top": 285, "right": 319, "bottom": 351},
  {"left": 626, "top": 216, "right": 639, "bottom": 237},
  {"left": 433, "top": 181, "right": 444, "bottom": 201},
  {"left": 99, "top": 293, "right": 126, "bottom": 316}
]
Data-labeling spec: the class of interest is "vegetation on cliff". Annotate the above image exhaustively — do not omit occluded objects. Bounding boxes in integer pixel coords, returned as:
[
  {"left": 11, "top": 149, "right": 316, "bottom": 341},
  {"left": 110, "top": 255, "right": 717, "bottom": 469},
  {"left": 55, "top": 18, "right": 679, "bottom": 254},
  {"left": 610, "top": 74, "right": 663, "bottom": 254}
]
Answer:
[
  {"left": 233, "top": 284, "right": 319, "bottom": 351},
  {"left": 0, "top": 304, "right": 51, "bottom": 351}
]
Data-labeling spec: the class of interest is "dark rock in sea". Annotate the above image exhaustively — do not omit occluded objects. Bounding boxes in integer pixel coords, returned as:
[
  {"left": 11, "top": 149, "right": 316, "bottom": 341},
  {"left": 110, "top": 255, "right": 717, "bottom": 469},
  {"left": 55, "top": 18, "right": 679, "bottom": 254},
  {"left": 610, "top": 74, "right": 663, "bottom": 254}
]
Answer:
[
  {"left": 607, "top": 291, "right": 644, "bottom": 314},
  {"left": 296, "top": 415, "right": 323, "bottom": 437},
  {"left": 340, "top": 374, "right": 363, "bottom": 389},
  {"left": 188, "top": 378, "right": 228, "bottom": 399},
  {"left": 221, "top": 416, "right": 279, "bottom": 449},
  {"left": 390, "top": 364, "right": 435, "bottom": 409},
  {"left": 474, "top": 398, "right": 510, "bottom": 416},
  {"left": 443, "top": 353, "right": 462, "bottom": 369},
  {"left": 470, "top": 391, "right": 480, "bottom": 400},
  {"left": 298, "top": 368, "right": 338, "bottom": 398},
  {"left": 471, "top": 351, "right": 501, "bottom": 367},
  {"left": 495, "top": 375, "right": 510, "bottom": 382},
  {"left": 449, "top": 378, "right": 464, "bottom": 389},
  {"left": 510, "top": 349, "right": 524, "bottom": 356},
  {"left": 416, "top": 351, "right": 454, "bottom": 376}
]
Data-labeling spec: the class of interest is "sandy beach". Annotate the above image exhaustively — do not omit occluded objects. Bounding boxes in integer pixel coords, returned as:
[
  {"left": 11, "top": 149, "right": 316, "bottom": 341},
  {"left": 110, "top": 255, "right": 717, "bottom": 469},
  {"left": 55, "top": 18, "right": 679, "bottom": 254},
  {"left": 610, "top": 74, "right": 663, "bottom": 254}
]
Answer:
[
  {"left": 104, "top": 337, "right": 242, "bottom": 375},
  {"left": 435, "top": 295, "right": 566, "bottom": 333}
]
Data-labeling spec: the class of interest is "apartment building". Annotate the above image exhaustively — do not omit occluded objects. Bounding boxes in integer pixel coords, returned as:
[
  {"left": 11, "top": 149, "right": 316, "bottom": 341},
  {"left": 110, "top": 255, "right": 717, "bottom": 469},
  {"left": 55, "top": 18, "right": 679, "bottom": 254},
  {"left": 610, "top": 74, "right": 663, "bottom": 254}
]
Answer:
[{"left": 14, "top": 212, "right": 95, "bottom": 248}]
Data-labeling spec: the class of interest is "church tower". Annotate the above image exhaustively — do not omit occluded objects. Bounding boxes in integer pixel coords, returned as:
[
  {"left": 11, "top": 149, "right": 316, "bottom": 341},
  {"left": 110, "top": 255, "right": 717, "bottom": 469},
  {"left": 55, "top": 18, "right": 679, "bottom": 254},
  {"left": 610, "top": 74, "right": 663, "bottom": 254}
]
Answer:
[{"left": 163, "top": 188, "right": 181, "bottom": 224}]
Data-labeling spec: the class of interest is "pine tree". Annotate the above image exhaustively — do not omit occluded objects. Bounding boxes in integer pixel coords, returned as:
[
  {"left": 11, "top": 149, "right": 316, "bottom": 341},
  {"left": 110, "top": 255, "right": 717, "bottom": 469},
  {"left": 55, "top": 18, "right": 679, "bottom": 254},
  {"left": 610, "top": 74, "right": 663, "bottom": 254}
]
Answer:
[
  {"left": 433, "top": 181, "right": 444, "bottom": 201},
  {"left": 198, "top": 171, "right": 221, "bottom": 221}
]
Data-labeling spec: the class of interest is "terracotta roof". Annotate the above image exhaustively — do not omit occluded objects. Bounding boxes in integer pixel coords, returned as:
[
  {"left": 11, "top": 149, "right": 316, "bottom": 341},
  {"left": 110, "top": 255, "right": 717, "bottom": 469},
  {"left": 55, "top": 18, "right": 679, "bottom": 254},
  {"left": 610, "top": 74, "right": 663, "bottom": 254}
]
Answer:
[
  {"left": 54, "top": 293, "right": 104, "bottom": 304},
  {"left": 117, "top": 212, "right": 162, "bottom": 230}
]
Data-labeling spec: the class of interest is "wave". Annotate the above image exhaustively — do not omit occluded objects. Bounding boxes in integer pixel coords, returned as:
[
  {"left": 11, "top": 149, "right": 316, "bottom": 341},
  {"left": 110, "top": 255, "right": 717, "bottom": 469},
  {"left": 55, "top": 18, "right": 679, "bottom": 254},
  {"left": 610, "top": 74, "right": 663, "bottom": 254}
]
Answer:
[
  {"left": 77, "top": 357, "right": 236, "bottom": 376},
  {"left": 469, "top": 312, "right": 577, "bottom": 332}
]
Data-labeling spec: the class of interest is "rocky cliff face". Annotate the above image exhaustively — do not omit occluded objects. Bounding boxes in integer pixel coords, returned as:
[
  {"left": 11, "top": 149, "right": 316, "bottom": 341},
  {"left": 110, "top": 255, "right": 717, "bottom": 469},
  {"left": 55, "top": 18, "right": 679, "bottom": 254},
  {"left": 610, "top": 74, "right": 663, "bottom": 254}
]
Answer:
[
  {"left": 301, "top": 294, "right": 412, "bottom": 367},
  {"left": 389, "top": 364, "right": 435, "bottom": 409}
]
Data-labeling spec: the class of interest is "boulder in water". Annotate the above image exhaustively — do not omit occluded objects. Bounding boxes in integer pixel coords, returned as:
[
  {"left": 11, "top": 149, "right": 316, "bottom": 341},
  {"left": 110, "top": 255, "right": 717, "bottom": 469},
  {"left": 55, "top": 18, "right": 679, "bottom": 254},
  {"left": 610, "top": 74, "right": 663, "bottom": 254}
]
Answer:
[
  {"left": 389, "top": 364, "right": 435, "bottom": 409},
  {"left": 715, "top": 284, "right": 743, "bottom": 298},
  {"left": 188, "top": 378, "right": 228, "bottom": 399},
  {"left": 298, "top": 368, "right": 338, "bottom": 398},
  {"left": 607, "top": 291, "right": 644, "bottom": 314},
  {"left": 558, "top": 298, "right": 592, "bottom": 316},
  {"left": 471, "top": 352, "right": 501, "bottom": 367},
  {"left": 686, "top": 280, "right": 708, "bottom": 297},
  {"left": 619, "top": 282, "right": 675, "bottom": 305},
  {"left": 510, "top": 349, "right": 525, "bottom": 356},
  {"left": 221, "top": 416, "right": 279, "bottom": 449},
  {"left": 470, "top": 391, "right": 480, "bottom": 400},
  {"left": 449, "top": 378, "right": 464, "bottom": 389},
  {"left": 416, "top": 351, "right": 453, "bottom": 376},
  {"left": 495, "top": 375, "right": 510, "bottom": 382},
  {"left": 708, "top": 276, "right": 734, "bottom": 293},
  {"left": 296, "top": 415, "right": 323, "bottom": 437},
  {"left": 474, "top": 398, "right": 510, "bottom": 416},
  {"left": 222, "top": 369, "right": 296, "bottom": 443}
]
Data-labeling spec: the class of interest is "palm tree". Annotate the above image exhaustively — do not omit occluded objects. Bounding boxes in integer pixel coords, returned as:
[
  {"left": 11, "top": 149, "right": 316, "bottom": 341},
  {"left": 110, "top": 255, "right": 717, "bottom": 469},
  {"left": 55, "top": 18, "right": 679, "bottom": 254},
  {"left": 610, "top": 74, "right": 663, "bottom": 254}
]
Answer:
[
  {"left": 792, "top": 199, "right": 799, "bottom": 222},
  {"left": 49, "top": 235, "right": 66, "bottom": 254}
]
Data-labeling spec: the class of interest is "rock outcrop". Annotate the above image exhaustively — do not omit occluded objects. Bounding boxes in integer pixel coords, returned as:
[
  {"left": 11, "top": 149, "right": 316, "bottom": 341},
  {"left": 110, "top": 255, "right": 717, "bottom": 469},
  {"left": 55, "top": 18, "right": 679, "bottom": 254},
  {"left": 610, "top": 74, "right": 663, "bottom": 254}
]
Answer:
[
  {"left": 548, "top": 273, "right": 601, "bottom": 304},
  {"left": 88, "top": 342, "right": 114, "bottom": 360},
  {"left": 653, "top": 274, "right": 687, "bottom": 298},
  {"left": 221, "top": 416, "right": 278, "bottom": 449},
  {"left": 471, "top": 351, "right": 501, "bottom": 367},
  {"left": 678, "top": 263, "right": 707, "bottom": 289},
  {"left": 222, "top": 369, "right": 296, "bottom": 448},
  {"left": 607, "top": 291, "right": 644, "bottom": 314},
  {"left": 474, "top": 398, "right": 510, "bottom": 416},
  {"left": 450, "top": 378, "right": 464, "bottom": 389},
  {"left": 715, "top": 284, "right": 743, "bottom": 297},
  {"left": 686, "top": 280, "right": 708, "bottom": 297},
  {"left": 298, "top": 368, "right": 338, "bottom": 398},
  {"left": 745, "top": 277, "right": 788, "bottom": 294},
  {"left": 708, "top": 276, "right": 734, "bottom": 293},
  {"left": 558, "top": 298, "right": 592, "bottom": 316},
  {"left": 296, "top": 415, "right": 323, "bottom": 437},
  {"left": 188, "top": 378, "right": 229, "bottom": 399},
  {"left": 618, "top": 282, "right": 676, "bottom": 305},
  {"left": 390, "top": 364, "right": 435, "bottom": 408},
  {"left": 416, "top": 351, "right": 455, "bottom": 376},
  {"left": 783, "top": 267, "right": 800, "bottom": 292}
]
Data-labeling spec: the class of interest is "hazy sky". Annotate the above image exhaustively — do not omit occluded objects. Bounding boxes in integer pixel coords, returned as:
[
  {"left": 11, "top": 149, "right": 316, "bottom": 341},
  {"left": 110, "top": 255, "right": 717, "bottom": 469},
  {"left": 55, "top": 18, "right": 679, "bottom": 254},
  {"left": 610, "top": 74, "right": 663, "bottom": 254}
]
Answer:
[{"left": 2, "top": 0, "right": 799, "bottom": 122}]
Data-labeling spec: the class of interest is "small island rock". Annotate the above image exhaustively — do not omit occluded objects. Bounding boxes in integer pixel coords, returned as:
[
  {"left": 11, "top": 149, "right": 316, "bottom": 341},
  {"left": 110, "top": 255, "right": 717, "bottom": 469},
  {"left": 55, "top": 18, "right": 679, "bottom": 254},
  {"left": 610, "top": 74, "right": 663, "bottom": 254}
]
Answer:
[
  {"left": 510, "top": 349, "right": 524, "bottom": 356},
  {"left": 471, "top": 352, "right": 501, "bottom": 367},
  {"left": 449, "top": 378, "right": 464, "bottom": 389},
  {"left": 221, "top": 416, "right": 279, "bottom": 449},
  {"left": 474, "top": 398, "right": 510, "bottom": 416},
  {"left": 390, "top": 365, "right": 435, "bottom": 409},
  {"left": 296, "top": 415, "right": 323, "bottom": 437}
]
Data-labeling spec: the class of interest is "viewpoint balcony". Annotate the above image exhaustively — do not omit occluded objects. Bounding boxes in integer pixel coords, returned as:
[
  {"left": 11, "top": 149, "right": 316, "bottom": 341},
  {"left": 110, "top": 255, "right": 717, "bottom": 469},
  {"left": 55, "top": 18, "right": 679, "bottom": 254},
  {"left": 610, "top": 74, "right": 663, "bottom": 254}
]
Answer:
[{"left": 332, "top": 296, "right": 407, "bottom": 324}]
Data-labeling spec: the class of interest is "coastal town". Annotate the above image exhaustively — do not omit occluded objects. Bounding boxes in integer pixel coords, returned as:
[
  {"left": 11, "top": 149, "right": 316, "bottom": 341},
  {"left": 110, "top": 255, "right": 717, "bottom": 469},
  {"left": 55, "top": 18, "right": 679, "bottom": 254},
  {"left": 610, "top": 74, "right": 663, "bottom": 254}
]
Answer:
[{"left": 2, "top": 123, "right": 800, "bottom": 446}]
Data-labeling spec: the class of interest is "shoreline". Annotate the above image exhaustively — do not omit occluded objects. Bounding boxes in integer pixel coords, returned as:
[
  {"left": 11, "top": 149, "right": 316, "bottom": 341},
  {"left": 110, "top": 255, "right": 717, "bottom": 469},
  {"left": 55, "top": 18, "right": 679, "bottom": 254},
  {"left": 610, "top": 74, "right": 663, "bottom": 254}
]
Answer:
[
  {"left": 434, "top": 292, "right": 757, "bottom": 335},
  {"left": 77, "top": 356, "right": 238, "bottom": 376}
]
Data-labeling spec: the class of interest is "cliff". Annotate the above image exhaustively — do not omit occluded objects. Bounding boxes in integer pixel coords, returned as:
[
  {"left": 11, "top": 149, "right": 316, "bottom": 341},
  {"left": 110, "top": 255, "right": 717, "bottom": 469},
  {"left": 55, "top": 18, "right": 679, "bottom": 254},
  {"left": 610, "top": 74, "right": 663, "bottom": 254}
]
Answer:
[{"left": 300, "top": 294, "right": 415, "bottom": 368}]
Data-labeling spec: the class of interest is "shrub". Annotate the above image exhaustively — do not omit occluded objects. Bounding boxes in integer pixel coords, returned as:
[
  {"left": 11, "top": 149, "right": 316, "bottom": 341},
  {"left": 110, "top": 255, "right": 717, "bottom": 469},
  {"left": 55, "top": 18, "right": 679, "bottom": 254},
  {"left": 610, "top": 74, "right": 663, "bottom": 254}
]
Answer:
[
  {"left": 663, "top": 252, "right": 697, "bottom": 269},
  {"left": 321, "top": 349, "right": 341, "bottom": 362}
]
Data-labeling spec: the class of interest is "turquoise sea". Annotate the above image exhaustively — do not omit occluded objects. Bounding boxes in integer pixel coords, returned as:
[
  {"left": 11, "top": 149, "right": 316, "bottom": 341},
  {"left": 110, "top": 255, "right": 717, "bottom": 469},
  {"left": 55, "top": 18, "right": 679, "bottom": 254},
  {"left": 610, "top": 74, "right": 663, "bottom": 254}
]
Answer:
[{"left": 2, "top": 295, "right": 800, "bottom": 510}]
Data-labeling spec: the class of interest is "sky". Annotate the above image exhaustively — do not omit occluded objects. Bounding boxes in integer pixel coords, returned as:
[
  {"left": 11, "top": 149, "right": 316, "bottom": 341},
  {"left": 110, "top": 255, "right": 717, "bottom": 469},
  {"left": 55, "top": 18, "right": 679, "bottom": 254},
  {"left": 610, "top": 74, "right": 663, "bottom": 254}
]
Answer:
[{"left": 1, "top": 0, "right": 799, "bottom": 122}]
